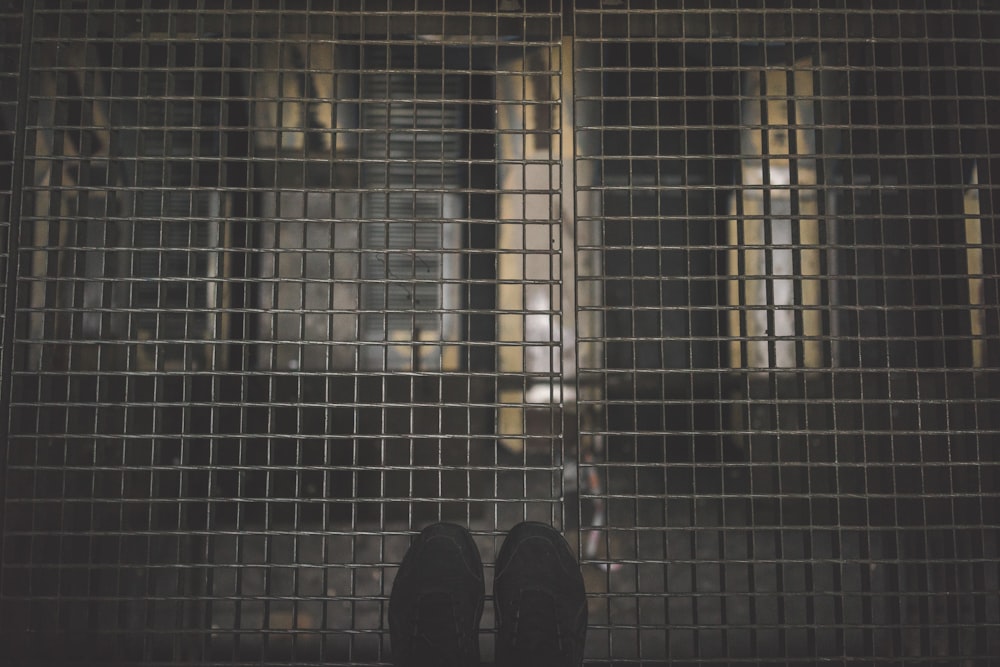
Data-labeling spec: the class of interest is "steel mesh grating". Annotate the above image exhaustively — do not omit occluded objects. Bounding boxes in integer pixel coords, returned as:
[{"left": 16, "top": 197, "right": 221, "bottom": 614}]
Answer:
[
  {"left": 0, "top": 1, "right": 999, "bottom": 665},
  {"left": 573, "top": 3, "right": 1000, "bottom": 663},
  {"left": 0, "top": 3, "right": 21, "bottom": 397}
]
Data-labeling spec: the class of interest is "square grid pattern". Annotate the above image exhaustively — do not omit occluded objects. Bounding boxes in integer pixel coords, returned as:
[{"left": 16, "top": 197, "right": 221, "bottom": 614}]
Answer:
[{"left": 1, "top": 2, "right": 999, "bottom": 665}]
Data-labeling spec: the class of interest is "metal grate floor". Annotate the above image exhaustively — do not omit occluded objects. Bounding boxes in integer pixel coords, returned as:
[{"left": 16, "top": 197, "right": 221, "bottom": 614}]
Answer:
[{"left": 2, "top": 2, "right": 1000, "bottom": 665}]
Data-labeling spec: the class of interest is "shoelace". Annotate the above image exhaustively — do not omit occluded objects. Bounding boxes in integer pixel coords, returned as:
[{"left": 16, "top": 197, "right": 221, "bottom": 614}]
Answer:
[{"left": 511, "top": 589, "right": 565, "bottom": 666}]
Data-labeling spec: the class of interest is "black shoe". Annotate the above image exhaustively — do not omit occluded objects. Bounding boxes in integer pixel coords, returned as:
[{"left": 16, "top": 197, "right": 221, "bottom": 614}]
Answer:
[
  {"left": 389, "top": 522, "right": 484, "bottom": 667},
  {"left": 494, "top": 521, "right": 587, "bottom": 667}
]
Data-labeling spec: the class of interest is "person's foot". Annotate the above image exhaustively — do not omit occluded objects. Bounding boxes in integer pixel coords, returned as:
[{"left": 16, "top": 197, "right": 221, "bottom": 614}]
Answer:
[
  {"left": 494, "top": 521, "right": 587, "bottom": 667},
  {"left": 389, "top": 522, "right": 484, "bottom": 667}
]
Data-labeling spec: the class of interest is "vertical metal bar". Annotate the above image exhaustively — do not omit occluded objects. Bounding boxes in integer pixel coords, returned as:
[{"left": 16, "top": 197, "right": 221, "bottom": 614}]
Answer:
[
  {"left": 813, "top": 36, "right": 848, "bottom": 656},
  {"left": 757, "top": 52, "right": 778, "bottom": 376},
  {"left": 785, "top": 59, "right": 805, "bottom": 371},
  {"left": 561, "top": 33, "right": 576, "bottom": 539},
  {"left": 0, "top": 0, "right": 34, "bottom": 547}
]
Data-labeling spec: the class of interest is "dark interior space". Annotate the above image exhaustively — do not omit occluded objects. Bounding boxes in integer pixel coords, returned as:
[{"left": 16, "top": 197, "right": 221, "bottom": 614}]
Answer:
[{"left": 1, "top": 2, "right": 999, "bottom": 665}]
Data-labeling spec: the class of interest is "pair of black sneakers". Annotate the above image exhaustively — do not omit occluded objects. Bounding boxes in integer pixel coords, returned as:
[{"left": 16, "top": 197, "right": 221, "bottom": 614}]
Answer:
[{"left": 389, "top": 521, "right": 588, "bottom": 667}]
